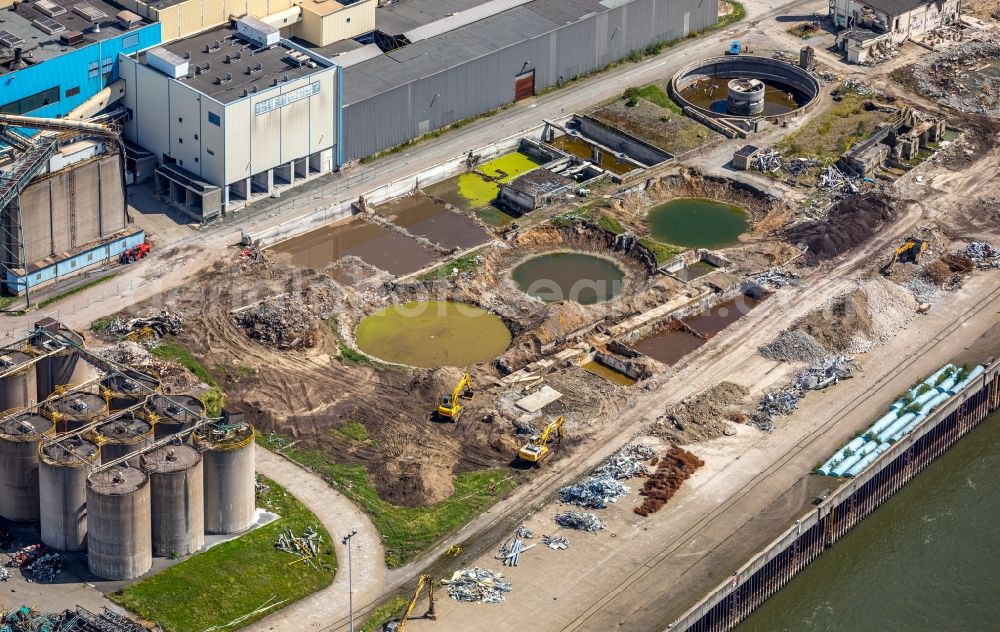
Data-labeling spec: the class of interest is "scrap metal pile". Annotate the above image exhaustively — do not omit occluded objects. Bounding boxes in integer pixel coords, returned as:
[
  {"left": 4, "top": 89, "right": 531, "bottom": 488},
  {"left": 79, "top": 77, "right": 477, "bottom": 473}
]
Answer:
[
  {"left": 966, "top": 242, "right": 1000, "bottom": 268},
  {"left": 554, "top": 511, "right": 606, "bottom": 532},
  {"left": 0, "top": 606, "right": 146, "bottom": 632},
  {"left": 787, "top": 157, "right": 821, "bottom": 176},
  {"left": 23, "top": 553, "right": 63, "bottom": 583},
  {"left": 795, "top": 355, "right": 857, "bottom": 390},
  {"left": 443, "top": 568, "right": 513, "bottom": 604},
  {"left": 751, "top": 149, "right": 782, "bottom": 173},
  {"left": 752, "top": 268, "right": 799, "bottom": 290},
  {"left": 495, "top": 537, "right": 535, "bottom": 567},
  {"left": 542, "top": 535, "right": 569, "bottom": 550},
  {"left": 275, "top": 526, "right": 323, "bottom": 566},
  {"left": 106, "top": 309, "right": 183, "bottom": 341},
  {"left": 559, "top": 477, "right": 629, "bottom": 509},
  {"left": 6, "top": 544, "right": 45, "bottom": 569},
  {"left": 751, "top": 355, "right": 858, "bottom": 430},
  {"left": 817, "top": 165, "right": 861, "bottom": 195},
  {"left": 592, "top": 444, "right": 655, "bottom": 480}
]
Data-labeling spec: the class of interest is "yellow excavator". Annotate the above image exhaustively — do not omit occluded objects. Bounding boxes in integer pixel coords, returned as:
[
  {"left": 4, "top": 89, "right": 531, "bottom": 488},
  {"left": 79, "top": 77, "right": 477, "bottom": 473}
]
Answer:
[
  {"left": 388, "top": 574, "right": 435, "bottom": 632},
  {"left": 518, "top": 416, "right": 565, "bottom": 465},
  {"left": 436, "top": 373, "right": 473, "bottom": 421},
  {"left": 880, "top": 237, "right": 927, "bottom": 276}
]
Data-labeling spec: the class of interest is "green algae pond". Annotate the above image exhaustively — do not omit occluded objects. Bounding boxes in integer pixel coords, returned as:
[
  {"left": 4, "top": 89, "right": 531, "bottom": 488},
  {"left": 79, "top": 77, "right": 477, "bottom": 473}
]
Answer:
[
  {"left": 354, "top": 301, "right": 511, "bottom": 367},
  {"left": 647, "top": 198, "right": 748, "bottom": 249},
  {"left": 511, "top": 252, "right": 625, "bottom": 304},
  {"left": 424, "top": 151, "right": 543, "bottom": 210}
]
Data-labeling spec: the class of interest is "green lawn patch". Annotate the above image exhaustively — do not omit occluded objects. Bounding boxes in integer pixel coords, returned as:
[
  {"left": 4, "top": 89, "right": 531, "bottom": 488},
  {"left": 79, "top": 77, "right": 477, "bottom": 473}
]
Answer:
[
  {"left": 778, "top": 91, "right": 888, "bottom": 162},
  {"left": 475, "top": 205, "right": 518, "bottom": 227},
  {"left": 639, "top": 238, "right": 686, "bottom": 265},
  {"left": 37, "top": 274, "right": 117, "bottom": 309},
  {"left": 596, "top": 214, "right": 628, "bottom": 235},
  {"left": 337, "top": 340, "right": 375, "bottom": 365},
  {"left": 418, "top": 252, "right": 482, "bottom": 281},
  {"left": 261, "top": 434, "right": 515, "bottom": 567},
  {"left": 624, "top": 84, "right": 677, "bottom": 112},
  {"left": 111, "top": 477, "right": 334, "bottom": 632},
  {"left": 361, "top": 595, "right": 410, "bottom": 632}
]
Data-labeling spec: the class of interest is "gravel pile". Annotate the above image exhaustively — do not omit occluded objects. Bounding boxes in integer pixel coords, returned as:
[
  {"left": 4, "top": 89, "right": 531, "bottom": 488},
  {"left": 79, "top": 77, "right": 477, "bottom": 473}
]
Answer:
[
  {"left": 850, "top": 277, "right": 917, "bottom": 353},
  {"left": 758, "top": 329, "right": 828, "bottom": 362},
  {"left": 906, "top": 277, "right": 940, "bottom": 304}
]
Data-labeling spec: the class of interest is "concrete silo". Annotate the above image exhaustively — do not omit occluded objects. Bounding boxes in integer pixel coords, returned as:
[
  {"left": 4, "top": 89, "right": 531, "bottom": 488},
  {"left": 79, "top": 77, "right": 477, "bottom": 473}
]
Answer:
[
  {"left": 148, "top": 394, "right": 205, "bottom": 441},
  {"left": 142, "top": 445, "right": 204, "bottom": 557},
  {"left": 0, "top": 349, "right": 38, "bottom": 411},
  {"left": 96, "top": 416, "right": 153, "bottom": 466},
  {"left": 32, "top": 322, "right": 93, "bottom": 400},
  {"left": 86, "top": 466, "right": 152, "bottom": 580},
  {"left": 0, "top": 412, "right": 54, "bottom": 521},
  {"left": 39, "top": 437, "right": 100, "bottom": 551},
  {"left": 195, "top": 423, "right": 256, "bottom": 534},
  {"left": 101, "top": 369, "right": 160, "bottom": 411},
  {"left": 44, "top": 391, "right": 108, "bottom": 433}
]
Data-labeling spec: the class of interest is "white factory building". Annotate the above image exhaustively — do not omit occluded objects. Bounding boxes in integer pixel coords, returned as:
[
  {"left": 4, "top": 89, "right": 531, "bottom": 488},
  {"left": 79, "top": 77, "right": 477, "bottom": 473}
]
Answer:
[
  {"left": 119, "top": 15, "right": 342, "bottom": 221},
  {"left": 831, "top": 0, "right": 962, "bottom": 44}
]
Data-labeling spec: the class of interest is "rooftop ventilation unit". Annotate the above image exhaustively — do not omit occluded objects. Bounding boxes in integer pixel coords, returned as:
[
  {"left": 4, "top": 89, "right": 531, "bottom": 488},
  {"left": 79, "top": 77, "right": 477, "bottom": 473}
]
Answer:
[
  {"left": 32, "top": 16, "right": 66, "bottom": 36},
  {"left": 60, "top": 31, "right": 84, "bottom": 45},
  {"left": 235, "top": 15, "right": 279, "bottom": 47},
  {"left": 117, "top": 10, "right": 142, "bottom": 29},
  {"left": 73, "top": 3, "right": 108, "bottom": 23},
  {"left": 0, "top": 30, "right": 26, "bottom": 49},
  {"left": 35, "top": 0, "right": 67, "bottom": 17},
  {"left": 146, "top": 46, "right": 190, "bottom": 79}
]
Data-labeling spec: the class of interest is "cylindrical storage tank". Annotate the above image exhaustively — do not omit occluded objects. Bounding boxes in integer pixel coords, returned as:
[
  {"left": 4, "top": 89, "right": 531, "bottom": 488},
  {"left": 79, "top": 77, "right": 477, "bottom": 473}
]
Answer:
[
  {"left": 39, "top": 437, "right": 100, "bottom": 551},
  {"left": 726, "top": 78, "right": 765, "bottom": 115},
  {"left": 101, "top": 370, "right": 160, "bottom": 411},
  {"left": 44, "top": 391, "right": 108, "bottom": 433},
  {"left": 148, "top": 394, "right": 205, "bottom": 441},
  {"left": 32, "top": 328, "right": 85, "bottom": 401},
  {"left": 142, "top": 445, "right": 204, "bottom": 557},
  {"left": 0, "top": 349, "right": 38, "bottom": 411},
  {"left": 0, "top": 413, "right": 54, "bottom": 521},
  {"left": 86, "top": 466, "right": 151, "bottom": 580},
  {"left": 196, "top": 424, "right": 256, "bottom": 534},
  {"left": 96, "top": 416, "right": 153, "bottom": 466}
]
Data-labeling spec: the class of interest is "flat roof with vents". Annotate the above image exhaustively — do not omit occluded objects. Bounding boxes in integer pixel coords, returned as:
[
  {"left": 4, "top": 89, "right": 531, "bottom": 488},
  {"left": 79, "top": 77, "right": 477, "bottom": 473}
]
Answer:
[
  {"left": 135, "top": 24, "right": 333, "bottom": 104},
  {"left": 0, "top": 0, "right": 151, "bottom": 76}
]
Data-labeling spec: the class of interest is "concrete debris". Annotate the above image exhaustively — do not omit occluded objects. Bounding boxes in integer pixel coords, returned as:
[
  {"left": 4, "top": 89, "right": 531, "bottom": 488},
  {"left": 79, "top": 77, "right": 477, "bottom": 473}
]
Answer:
[
  {"left": 787, "top": 193, "right": 897, "bottom": 263},
  {"left": 758, "top": 329, "right": 828, "bottom": 363},
  {"left": 751, "top": 149, "right": 782, "bottom": 173},
  {"left": 231, "top": 287, "right": 337, "bottom": 349},
  {"left": 757, "top": 384, "right": 803, "bottom": 420},
  {"left": 496, "top": 538, "right": 535, "bottom": 566},
  {"left": 747, "top": 412, "right": 775, "bottom": 433},
  {"left": 795, "top": 355, "right": 857, "bottom": 391},
  {"left": 542, "top": 535, "right": 569, "bottom": 550},
  {"left": 106, "top": 309, "right": 183, "bottom": 340},
  {"left": 98, "top": 340, "right": 205, "bottom": 392},
  {"left": 752, "top": 268, "right": 799, "bottom": 290},
  {"left": 649, "top": 381, "right": 749, "bottom": 444},
  {"left": 909, "top": 40, "right": 1000, "bottom": 116},
  {"left": 906, "top": 276, "right": 940, "bottom": 303},
  {"left": 842, "top": 79, "right": 877, "bottom": 96},
  {"left": 592, "top": 444, "right": 654, "bottom": 480},
  {"left": 23, "top": 553, "right": 63, "bottom": 583},
  {"left": 240, "top": 239, "right": 267, "bottom": 263},
  {"left": 274, "top": 526, "right": 322, "bottom": 566},
  {"left": 443, "top": 568, "right": 513, "bottom": 603},
  {"left": 558, "top": 476, "right": 630, "bottom": 509},
  {"left": 965, "top": 241, "right": 1000, "bottom": 268},
  {"left": 554, "top": 511, "right": 607, "bottom": 532}
]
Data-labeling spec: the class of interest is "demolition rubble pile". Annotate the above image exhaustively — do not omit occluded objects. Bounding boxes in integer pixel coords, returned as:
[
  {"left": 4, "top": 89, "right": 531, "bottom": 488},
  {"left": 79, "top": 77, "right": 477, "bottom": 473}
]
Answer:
[
  {"left": 0, "top": 606, "right": 148, "bottom": 632},
  {"left": 909, "top": 40, "right": 1000, "bottom": 116},
  {"left": 554, "top": 511, "right": 607, "bottom": 532},
  {"left": 787, "top": 193, "right": 897, "bottom": 262},
  {"left": 105, "top": 310, "right": 183, "bottom": 343},
  {"left": 559, "top": 477, "right": 630, "bottom": 510},
  {"left": 751, "top": 356, "right": 858, "bottom": 430},
  {"left": 817, "top": 165, "right": 861, "bottom": 195},
  {"left": 274, "top": 527, "right": 323, "bottom": 566},
  {"left": 443, "top": 568, "right": 513, "bottom": 604},
  {"left": 752, "top": 268, "right": 799, "bottom": 290},
  {"left": 649, "top": 382, "right": 750, "bottom": 444},
  {"left": 966, "top": 241, "right": 1000, "bottom": 268},
  {"left": 231, "top": 290, "right": 336, "bottom": 350},
  {"left": 592, "top": 444, "right": 655, "bottom": 479},
  {"left": 758, "top": 329, "right": 828, "bottom": 362},
  {"left": 751, "top": 149, "right": 782, "bottom": 173},
  {"left": 543, "top": 535, "right": 569, "bottom": 550},
  {"left": 98, "top": 341, "right": 205, "bottom": 392},
  {"left": 634, "top": 446, "right": 704, "bottom": 517},
  {"left": 496, "top": 535, "right": 535, "bottom": 567}
]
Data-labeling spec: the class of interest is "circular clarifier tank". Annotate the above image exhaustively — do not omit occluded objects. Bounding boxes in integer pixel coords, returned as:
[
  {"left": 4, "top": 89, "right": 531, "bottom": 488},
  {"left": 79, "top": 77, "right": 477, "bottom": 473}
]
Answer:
[
  {"left": 355, "top": 301, "right": 511, "bottom": 368},
  {"left": 647, "top": 198, "right": 748, "bottom": 249},
  {"left": 511, "top": 252, "right": 625, "bottom": 304}
]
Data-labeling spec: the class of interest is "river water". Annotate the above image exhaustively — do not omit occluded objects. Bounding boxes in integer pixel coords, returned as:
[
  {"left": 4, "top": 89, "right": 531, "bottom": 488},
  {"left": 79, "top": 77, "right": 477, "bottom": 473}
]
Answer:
[{"left": 738, "top": 409, "right": 1000, "bottom": 632}]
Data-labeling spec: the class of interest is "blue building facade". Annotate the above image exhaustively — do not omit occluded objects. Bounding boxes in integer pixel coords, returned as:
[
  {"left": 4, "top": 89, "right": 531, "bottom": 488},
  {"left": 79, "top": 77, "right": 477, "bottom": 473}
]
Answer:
[{"left": 0, "top": 22, "right": 161, "bottom": 119}]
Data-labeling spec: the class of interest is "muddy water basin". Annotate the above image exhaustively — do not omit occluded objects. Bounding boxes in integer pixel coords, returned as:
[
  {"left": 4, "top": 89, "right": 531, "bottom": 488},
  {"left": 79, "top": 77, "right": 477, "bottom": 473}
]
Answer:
[
  {"left": 549, "top": 135, "right": 635, "bottom": 175},
  {"left": 423, "top": 151, "right": 543, "bottom": 210},
  {"left": 270, "top": 217, "right": 438, "bottom": 275},
  {"left": 582, "top": 360, "right": 637, "bottom": 386},
  {"left": 377, "top": 193, "right": 490, "bottom": 250},
  {"left": 511, "top": 252, "right": 625, "bottom": 304},
  {"left": 673, "top": 260, "right": 717, "bottom": 282},
  {"left": 631, "top": 294, "right": 764, "bottom": 365},
  {"left": 355, "top": 301, "right": 511, "bottom": 367},
  {"left": 679, "top": 77, "right": 807, "bottom": 116},
  {"left": 647, "top": 198, "right": 748, "bottom": 249}
]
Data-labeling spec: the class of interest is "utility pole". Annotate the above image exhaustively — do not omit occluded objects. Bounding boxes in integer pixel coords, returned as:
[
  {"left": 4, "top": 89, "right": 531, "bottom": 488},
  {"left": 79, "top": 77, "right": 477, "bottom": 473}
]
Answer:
[{"left": 342, "top": 529, "right": 358, "bottom": 632}]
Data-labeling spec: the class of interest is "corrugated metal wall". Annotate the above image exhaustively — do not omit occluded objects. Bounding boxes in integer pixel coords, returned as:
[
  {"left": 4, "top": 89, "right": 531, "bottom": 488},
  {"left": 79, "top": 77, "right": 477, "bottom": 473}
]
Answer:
[{"left": 342, "top": 0, "right": 718, "bottom": 161}]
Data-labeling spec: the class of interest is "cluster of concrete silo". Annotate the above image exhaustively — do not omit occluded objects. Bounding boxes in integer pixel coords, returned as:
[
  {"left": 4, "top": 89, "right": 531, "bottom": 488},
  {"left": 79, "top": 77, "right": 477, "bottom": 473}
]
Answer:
[{"left": 0, "top": 323, "right": 258, "bottom": 582}]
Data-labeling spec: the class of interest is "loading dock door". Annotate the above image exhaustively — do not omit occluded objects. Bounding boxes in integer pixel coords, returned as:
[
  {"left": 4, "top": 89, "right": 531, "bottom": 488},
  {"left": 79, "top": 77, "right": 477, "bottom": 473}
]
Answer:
[{"left": 514, "top": 70, "right": 535, "bottom": 100}]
